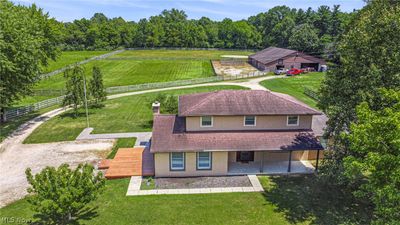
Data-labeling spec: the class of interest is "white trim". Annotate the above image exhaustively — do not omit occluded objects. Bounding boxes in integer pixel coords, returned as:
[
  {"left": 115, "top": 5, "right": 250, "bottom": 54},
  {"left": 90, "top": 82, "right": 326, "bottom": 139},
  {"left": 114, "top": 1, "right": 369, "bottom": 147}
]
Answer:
[
  {"left": 170, "top": 152, "right": 185, "bottom": 171},
  {"left": 287, "top": 115, "right": 299, "bottom": 126},
  {"left": 243, "top": 115, "right": 256, "bottom": 126},
  {"left": 200, "top": 116, "right": 213, "bottom": 127},
  {"left": 197, "top": 152, "right": 212, "bottom": 170}
]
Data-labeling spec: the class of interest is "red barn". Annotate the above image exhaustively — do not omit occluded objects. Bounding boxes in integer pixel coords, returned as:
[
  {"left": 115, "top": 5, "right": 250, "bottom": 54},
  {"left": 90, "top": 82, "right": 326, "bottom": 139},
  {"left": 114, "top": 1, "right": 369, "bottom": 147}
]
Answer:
[{"left": 249, "top": 47, "right": 326, "bottom": 72}]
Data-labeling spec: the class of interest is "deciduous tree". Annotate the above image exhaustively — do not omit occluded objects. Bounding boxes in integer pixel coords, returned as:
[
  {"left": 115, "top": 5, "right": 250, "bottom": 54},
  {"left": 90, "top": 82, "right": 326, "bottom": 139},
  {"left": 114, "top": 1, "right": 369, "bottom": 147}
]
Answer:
[
  {"left": 0, "top": 0, "right": 60, "bottom": 120},
  {"left": 25, "top": 163, "right": 105, "bottom": 224},
  {"left": 343, "top": 89, "right": 400, "bottom": 224},
  {"left": 289, "top": 24, "right": 321, "bottom": 53}
]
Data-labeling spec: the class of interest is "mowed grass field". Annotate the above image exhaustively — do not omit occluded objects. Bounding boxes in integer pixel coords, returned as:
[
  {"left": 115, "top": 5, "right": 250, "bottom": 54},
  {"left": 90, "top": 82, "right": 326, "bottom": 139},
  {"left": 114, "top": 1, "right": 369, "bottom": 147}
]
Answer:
[
  {"left": 24, "top": 85, "right": 247, "bottom": 143},
  {"left": 0, "top": 176, "right": 372, "bottom": 225},
  {"left": 261, "top": 72, "right": 325, "bottom": 109},
  {"left": 43, "top": 50, "right": 109, "bottom": 73},
  {"left": 35, "top": 59, "right": 214, "bottom": 90},
  {"left": 34, "top": 50, "right": 254, "bottom": 90}
]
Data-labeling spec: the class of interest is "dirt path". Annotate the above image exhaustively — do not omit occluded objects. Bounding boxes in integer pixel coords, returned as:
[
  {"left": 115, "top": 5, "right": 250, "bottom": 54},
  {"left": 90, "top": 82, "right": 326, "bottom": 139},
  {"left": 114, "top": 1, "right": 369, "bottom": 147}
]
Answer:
[{"left": 0, "top": 75, "right": 282, "bottom": 207}]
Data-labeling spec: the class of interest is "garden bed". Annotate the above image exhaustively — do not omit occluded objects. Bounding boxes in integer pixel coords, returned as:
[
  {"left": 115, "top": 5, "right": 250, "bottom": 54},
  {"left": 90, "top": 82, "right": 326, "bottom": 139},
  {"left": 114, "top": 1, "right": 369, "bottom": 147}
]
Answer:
[{"left": 141, "top": 176, "right": 252, "bottom": 190}]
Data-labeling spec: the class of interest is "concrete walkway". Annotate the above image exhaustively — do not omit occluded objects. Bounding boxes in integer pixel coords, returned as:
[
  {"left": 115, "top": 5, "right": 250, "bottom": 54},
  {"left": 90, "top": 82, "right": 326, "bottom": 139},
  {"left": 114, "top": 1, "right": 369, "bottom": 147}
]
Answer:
[
  {"left": 76, "top": 127, "right": 152, "bottom": 146},
  {"left": 126, "top": 175, "right": 264, "bottom": 196}
]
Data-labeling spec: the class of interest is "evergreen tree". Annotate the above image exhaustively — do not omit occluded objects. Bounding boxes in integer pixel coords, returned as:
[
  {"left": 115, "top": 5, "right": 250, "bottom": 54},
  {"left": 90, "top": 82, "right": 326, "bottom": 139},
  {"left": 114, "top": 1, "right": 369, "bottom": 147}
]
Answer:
[
  {"left": 89, "top": 66, "right": 107, "bottom": 106},
  {"left": 62, "top": 65, "right": 85, "bottom": 116}
]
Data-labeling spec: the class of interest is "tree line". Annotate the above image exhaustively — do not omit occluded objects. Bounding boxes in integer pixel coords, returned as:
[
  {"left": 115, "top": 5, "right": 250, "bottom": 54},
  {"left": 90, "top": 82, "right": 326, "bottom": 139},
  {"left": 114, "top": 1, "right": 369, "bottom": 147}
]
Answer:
[{"left": 60, "top": 6, "right": 354, "bottom": 54}]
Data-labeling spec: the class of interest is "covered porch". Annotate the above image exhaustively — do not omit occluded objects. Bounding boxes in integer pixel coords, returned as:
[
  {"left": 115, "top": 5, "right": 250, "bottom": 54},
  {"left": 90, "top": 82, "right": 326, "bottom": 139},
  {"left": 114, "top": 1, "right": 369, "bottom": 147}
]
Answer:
[{"left": 227, "top": 150, "right": 322, "bottom": 175}]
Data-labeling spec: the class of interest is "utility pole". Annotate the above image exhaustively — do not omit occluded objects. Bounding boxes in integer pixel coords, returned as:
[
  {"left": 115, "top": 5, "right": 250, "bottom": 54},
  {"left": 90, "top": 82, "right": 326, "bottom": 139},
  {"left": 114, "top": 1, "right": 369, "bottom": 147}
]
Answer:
[{"left": 83, "top": 75, "right": 90, "bottom": 128}]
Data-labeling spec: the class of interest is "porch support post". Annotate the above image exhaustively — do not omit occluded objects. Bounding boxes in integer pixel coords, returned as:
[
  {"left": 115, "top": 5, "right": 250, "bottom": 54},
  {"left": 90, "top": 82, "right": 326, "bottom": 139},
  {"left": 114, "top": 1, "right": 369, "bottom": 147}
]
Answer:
[
  {"left": 315, "top": 150, "right": 320, "bottom": 173},
  {"left": 287, "top": 150, "right": 292, "bottom": 173},
  {"left": 260, "top": 151, "right": 265, "bottom": 173}
]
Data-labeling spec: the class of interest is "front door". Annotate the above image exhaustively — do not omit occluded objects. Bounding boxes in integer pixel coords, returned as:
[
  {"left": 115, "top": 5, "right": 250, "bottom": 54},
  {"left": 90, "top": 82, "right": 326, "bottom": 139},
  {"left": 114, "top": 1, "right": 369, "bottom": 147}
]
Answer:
[{"left": 236, "top": 151, "right": 254, "bottom": 162}]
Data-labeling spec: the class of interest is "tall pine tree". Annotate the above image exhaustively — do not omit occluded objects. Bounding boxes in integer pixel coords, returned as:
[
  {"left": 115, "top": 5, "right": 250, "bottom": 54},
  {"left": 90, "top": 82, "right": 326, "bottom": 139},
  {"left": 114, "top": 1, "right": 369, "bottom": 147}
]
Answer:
[{"left": 89, "top": 66, "right": 107, "bottom": 106}]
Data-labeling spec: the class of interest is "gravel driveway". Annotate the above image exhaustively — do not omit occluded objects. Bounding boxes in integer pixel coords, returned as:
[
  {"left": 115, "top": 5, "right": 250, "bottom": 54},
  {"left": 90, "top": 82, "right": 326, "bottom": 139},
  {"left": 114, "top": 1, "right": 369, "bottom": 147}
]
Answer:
[{"left": 0, "top": 140, "right": 114, "bottom": 207}]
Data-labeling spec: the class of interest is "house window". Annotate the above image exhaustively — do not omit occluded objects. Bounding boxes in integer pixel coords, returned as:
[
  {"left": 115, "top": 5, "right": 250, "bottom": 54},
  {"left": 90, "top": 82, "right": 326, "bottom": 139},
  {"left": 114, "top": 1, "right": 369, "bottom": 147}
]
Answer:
[
  {"left": 170, "top": 152, "right": 185, "bottom": 171},
  {"left": 200, "top": 116, "right": 213, "bottom": 127},
  {"left": 197, "top": 152, "right": 212, "bottom": 170},
  {"left": 287, "top": 116, "right": 299, "bottom": 126},
  {"left": 244, "top": 116, "right": 256, "bottom": 126},
  {"left": 278, "top": 59, "right": 283, "bottom": 65}
]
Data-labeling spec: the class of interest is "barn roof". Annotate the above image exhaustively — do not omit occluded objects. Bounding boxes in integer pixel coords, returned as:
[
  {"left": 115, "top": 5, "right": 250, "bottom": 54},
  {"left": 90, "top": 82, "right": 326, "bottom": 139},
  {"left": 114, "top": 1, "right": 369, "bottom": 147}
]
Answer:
[{"left": 249, "top": 47, "right": 325, "bottom": 65}]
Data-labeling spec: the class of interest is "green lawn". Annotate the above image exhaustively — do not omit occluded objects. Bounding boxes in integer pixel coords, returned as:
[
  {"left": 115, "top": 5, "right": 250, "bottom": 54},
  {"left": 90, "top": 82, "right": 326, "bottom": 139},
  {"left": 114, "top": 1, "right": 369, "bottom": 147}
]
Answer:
[
  {"left": 107, "top": 138, "right": 136, "bottom": 159},
  {"left": 24, "top": 85, "right": 247, "bottom": 144},
  {"left": 43, "top": 50, "right": 109, "bottom": 73},
  {"left": 0, "top": 176, "right": 372, "bottom": 225},
  {"left": 261, "top": 72, "right": 325, "bottom": 109}
]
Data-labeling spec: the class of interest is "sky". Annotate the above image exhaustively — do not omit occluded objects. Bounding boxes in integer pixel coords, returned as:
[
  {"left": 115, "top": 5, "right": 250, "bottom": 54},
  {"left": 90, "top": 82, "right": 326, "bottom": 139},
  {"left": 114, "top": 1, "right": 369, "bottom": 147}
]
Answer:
[{"left": 13, "top": 0, "right": 366, "bottom": 22}]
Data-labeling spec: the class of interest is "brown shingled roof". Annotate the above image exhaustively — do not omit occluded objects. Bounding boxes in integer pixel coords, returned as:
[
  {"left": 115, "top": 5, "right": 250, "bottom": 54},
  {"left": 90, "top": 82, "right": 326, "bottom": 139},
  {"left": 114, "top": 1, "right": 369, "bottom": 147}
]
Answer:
[
  {"left": 178, "top": 90, "right": 322, "bottom": 116},
  {"left": 249, "top": 47, "right": 297, "bottom": 64},
  {"left": 249, "top": 47, "right": 326, "bottom": 65},
  {"left": 150, "top": 115, "right": 324, "bottom": 153}
]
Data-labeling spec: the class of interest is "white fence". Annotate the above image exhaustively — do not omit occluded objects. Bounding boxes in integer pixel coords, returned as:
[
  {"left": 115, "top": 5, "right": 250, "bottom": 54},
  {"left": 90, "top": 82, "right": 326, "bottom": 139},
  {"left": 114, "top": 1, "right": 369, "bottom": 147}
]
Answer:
[
  {"left": 3, "top": 96, "right": 65, "bottom": 121},
  {"left": 5, "top": 71, "right": 269, "bottom": 121},
  {"left": 40, "top": 49, "right": 125, "bottom": 79},
  {"left": 105, "top": 76, "right": 224, "bottom": 94},
  {"left": 125, "top": 47, "right": 258, "bottom": 51}
]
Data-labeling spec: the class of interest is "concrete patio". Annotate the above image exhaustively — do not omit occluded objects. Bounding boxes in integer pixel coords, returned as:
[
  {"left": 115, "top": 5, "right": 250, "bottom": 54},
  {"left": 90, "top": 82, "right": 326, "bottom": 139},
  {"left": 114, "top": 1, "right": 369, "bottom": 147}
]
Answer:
[{"left": 228, "top": 160, "right": 315, "bottom": 175}]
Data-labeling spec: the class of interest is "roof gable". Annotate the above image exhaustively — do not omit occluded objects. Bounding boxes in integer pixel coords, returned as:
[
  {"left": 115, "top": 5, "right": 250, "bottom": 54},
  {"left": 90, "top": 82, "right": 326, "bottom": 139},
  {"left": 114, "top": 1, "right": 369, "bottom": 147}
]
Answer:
[
  {"left": 249, "top": 47, "right": 297, "bottom": 64},
  {"left": 178, "top": 90, "right": 322, "bottom": 116},
  {"left": 249, "top": 47, "right": 325, "bottom": 65}
]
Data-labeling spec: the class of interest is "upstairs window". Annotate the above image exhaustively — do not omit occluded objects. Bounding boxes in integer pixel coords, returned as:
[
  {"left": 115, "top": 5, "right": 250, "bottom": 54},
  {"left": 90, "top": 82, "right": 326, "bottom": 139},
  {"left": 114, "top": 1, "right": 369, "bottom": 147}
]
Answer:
[
  {"left": 200, "top": 116, "right": 213, "bottom": 127},
  {"left": 197, "top": 152, "right": 212, "bottom": 170},
  {"left": 170, "top": 152, "right": 185, "bottom": 171},
  {"left": 244, "top": 116, "right": 256, "bottom": 126},
  {"left": 287, "top": 115, "right": 299, "bottom": 126}
]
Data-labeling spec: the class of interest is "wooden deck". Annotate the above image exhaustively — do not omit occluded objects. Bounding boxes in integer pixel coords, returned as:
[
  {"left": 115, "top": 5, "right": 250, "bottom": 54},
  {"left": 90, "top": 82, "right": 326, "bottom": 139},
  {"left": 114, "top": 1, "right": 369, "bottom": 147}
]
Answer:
[{"left": 104, "top": 147, "right": 155, "bottom": 179}]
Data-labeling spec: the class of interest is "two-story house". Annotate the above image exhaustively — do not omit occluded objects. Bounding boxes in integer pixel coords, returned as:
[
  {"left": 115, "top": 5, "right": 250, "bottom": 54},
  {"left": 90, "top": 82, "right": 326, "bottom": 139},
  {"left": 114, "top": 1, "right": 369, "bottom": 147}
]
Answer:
[{"left": 150, "top": 90, "right": 325, "bottom": 177}]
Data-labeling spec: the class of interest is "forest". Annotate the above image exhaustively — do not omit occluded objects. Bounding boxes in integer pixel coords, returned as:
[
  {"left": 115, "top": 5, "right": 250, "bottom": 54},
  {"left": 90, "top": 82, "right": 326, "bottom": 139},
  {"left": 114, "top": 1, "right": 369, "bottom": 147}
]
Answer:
[{"left": 59, "top": 6, "right": 354, "bottom": 55}]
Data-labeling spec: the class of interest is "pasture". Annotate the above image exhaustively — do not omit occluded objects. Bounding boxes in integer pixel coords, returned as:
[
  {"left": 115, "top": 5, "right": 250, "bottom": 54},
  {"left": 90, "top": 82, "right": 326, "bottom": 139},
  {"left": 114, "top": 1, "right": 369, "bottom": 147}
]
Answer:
[
  {"left": 34, "top": 49, "right": 253, "bottom": 90},
  {"left": 42, "top": 50, "right": 109, "bottom": 73},
  {"left": 35, "top": 59, "right": 215, "bottom": 90}
]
